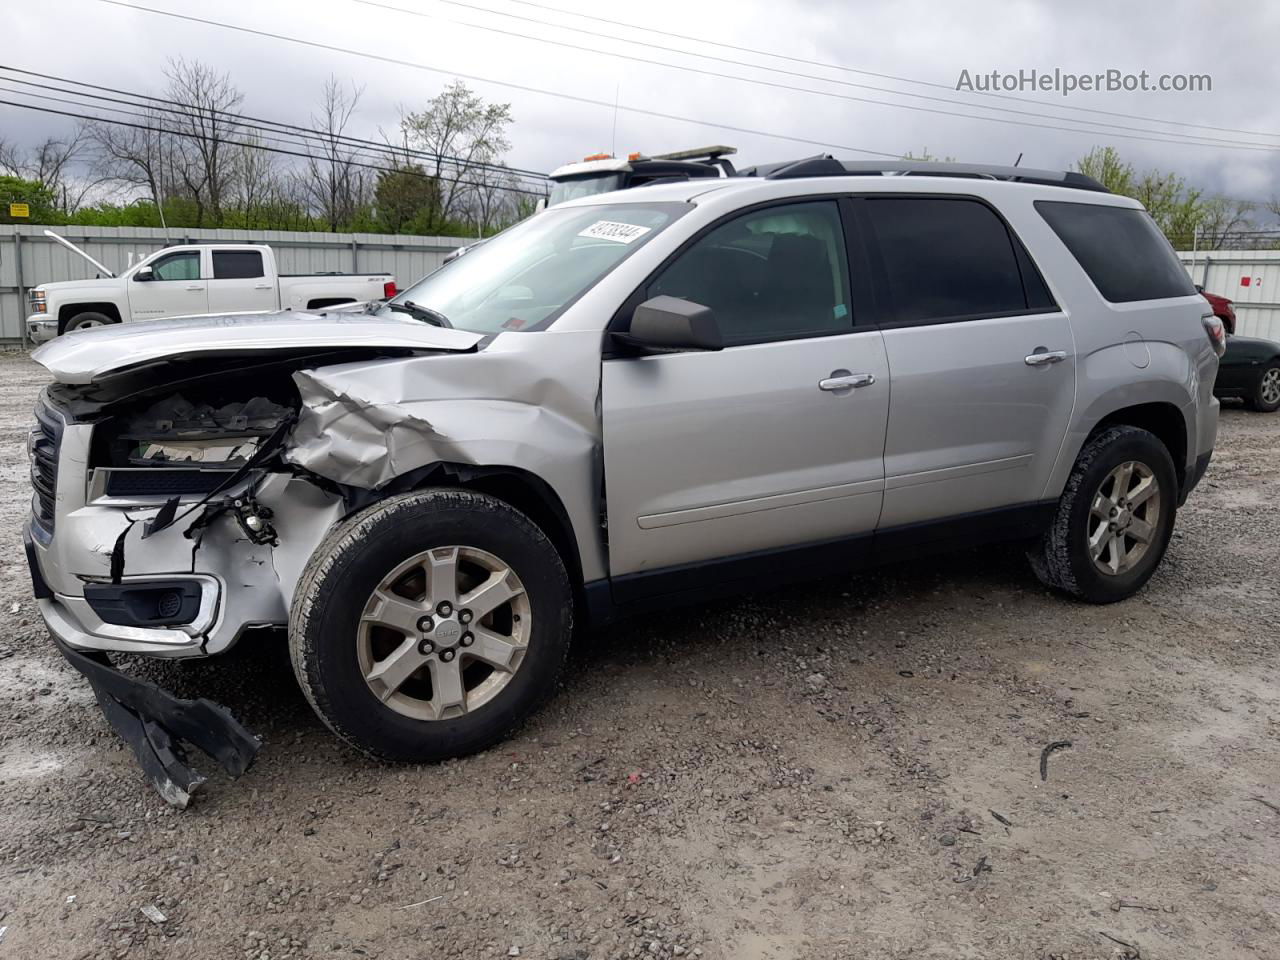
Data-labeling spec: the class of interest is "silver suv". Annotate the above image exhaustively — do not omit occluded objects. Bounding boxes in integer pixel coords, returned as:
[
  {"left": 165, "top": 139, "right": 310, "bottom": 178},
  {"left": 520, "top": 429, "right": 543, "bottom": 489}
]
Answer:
[{"left": 26, "top": 160, "right": 1222, "bottom": 794}]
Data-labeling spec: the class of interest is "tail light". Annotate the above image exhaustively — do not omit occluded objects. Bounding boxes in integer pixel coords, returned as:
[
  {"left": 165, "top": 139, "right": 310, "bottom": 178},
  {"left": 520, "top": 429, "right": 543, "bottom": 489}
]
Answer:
[
  {"left": 382, "top": 281, "right": 397, "bottom": 299},
  {"left": 1202, "top": 314, "right": 1227, "bottom": 357}
]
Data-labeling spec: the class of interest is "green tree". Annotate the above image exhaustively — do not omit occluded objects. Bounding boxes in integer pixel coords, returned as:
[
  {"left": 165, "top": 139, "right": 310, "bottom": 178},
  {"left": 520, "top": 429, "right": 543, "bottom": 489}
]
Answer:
[
  {"left": 374, "top": 164, "right": 439, "bottom": 234},
  {"left": 0, "top": 176, "right": 60, "bottom": 224},
  {"left": 1074, "top": 146, "right": 1135, "bottom": 195}
]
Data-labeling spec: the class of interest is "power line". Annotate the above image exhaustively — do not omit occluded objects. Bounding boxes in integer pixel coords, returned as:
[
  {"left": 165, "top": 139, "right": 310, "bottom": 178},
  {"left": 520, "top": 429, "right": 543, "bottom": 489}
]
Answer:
[
  {"left": 375, "top": 0, "right": 1280, "bottom": 150},
  {"left": 96, "top": 0, "right": 907, "bottom": 160},
  {"left": 0, "top": 81, "right": 548, "bottom": 194},
  {"left": 0, "top": 65, "right": 549, "bottom": 185},
  {"left": 486, "top": 0, "right": 1280, "bottom": 141},
  {"left": 0, "top": 96, "right": 550, "bottom": 197},
  {"left": 101, "top": 0, "right": 1280, "bottom": 161}
]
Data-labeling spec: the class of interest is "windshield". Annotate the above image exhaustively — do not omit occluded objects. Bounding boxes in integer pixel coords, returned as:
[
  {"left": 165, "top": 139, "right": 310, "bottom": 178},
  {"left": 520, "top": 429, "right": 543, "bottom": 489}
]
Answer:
[
  {"left": 389, "top": 201, "right": 688, "bottom": 334},
  {"left": 547, "top": 173, "right": 626, "bottom": 207}
]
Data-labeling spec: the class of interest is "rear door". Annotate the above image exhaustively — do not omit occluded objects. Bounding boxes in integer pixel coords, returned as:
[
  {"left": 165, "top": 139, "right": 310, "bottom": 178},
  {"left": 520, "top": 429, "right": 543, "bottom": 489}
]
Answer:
[
  {"left": 856, "top": 195, "right": 1076, "bottom": 530},
  {"left": 126, "top": 249, "right": 207, "bottom": 320},
  {"left": 601, "top": 198, "right": 890, "bottom": 600},
  {"left": 207, "top": 249, "right": 278, "bottom": 314}
]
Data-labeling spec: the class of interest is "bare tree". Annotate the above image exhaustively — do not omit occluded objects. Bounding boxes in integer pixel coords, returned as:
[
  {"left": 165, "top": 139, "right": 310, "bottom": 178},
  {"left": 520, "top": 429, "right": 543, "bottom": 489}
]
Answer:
[
  {"left": 87, "top": 103, "right": 175, "bottom": 215},
  {"left": 1196, "top": 196, "right": 1256, "bottom": 250},
  {"left": 0, "top": 129, "right": 100, "bottom": 213},
  {"left": 163, "top": 58, "right": 244, "bottom": 225},
  {"left": 398, "top": 80, "right": 512, "bottom": 230},
  {"left": 301, "top": 76, "right": 367, "bottom": 231},
  {"left": 465, "top": 163, "right": 521, "bottom": 236},
  {"left": 230, "top": 136, "right": 281, "bottom": 230}
]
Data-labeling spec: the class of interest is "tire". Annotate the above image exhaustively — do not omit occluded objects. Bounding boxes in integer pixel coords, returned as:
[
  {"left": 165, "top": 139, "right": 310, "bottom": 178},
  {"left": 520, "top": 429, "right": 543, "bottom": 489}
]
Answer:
[
  {"left": 1028, "top": 425, "right": 1178, "bottom": 604},
  {"left": 1248, "top": 361, "right": 1280, "bottom": 413},
  {"left": 63, "top": 311, "right": 116, "bottom": 334},
  {"left": 289, "top": 489, "right": 573, "bottom": 761}
]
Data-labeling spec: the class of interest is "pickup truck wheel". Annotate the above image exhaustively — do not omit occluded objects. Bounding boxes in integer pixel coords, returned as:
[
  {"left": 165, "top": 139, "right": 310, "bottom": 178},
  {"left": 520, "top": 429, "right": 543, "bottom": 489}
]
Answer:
[
  {"left": 289, "top": 489, "right": 572, "bottom": 762},
  {"left": 1249, "top": 362, "right": 1280, "bottom": 412},
  {"left": 63, "top": 311, "right": 115, "bottom": 333},
  {"left": 1027, "top": 425, "right": 1177, "bottom": 604}
]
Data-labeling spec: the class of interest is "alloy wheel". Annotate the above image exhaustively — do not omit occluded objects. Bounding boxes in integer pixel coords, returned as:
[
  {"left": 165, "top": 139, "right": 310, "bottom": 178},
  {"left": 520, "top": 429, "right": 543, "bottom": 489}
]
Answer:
[
  {"left": 356, "top": 545, "right": 530, "bottom": 720},
  {"left": 1087, "top": 460, "right": 1161, "bottom": 576}
]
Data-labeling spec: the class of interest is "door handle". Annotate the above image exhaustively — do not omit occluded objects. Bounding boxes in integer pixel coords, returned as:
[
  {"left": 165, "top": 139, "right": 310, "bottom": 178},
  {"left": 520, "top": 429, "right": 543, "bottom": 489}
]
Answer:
[
  {"left": 819, "top": 372, "right": 876, "bottom": 392},
  {"left": 1024, "top": 349, "right": 1067, "bottom": 366},
  {"left": 185, "top": 285, "right": 206, "bottom": 292},
  {"left": 253, "top": 283, "right": 272, "bottom": 290}
]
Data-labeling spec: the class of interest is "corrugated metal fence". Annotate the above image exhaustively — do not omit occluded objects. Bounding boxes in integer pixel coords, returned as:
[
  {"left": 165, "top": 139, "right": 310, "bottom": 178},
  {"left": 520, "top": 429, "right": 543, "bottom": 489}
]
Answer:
[
  {"left": 1179, "top": 249, "right": 1280, "bottom": 341},
  {"left": 0, "top": 224, "right": 467, "bottom": 343}
]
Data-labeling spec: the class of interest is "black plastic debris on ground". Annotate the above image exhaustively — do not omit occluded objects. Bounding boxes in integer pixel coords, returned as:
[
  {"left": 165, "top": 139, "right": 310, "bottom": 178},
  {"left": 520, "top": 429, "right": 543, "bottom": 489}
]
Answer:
[{"left": 54, "top": 637, "right": 260, "bottom": 808}]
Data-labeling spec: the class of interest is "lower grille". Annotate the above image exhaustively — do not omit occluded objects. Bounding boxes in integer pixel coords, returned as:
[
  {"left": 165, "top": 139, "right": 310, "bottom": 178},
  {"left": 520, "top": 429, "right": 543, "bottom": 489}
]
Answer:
[{"left": 30, "top": 398, "right": 64, "bottom": 537}]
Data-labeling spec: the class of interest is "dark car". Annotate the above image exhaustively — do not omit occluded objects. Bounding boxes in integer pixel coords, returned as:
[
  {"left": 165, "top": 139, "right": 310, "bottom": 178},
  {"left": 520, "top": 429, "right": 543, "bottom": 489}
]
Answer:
[{"left": 1215, "top": 333, "right": 1280, "bottom": 412}]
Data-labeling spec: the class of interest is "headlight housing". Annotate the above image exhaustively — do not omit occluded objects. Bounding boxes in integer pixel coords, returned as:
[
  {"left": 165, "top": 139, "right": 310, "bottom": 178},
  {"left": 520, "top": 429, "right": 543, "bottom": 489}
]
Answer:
[{"left": 29, "top": 289, "right": 47, "bottom": 314}]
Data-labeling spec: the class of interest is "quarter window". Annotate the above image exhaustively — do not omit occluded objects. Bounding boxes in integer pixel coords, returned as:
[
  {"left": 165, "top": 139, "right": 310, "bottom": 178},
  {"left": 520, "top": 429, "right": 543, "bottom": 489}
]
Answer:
[
  {"left": 213, "top": 250, "right": 265, "bottom": 279},
  {"left": 647, "top": 201, "right": 853, "bottom": 345},
  {"left": 150, "top": 251, "right": 200, "bottom": 282},
  {"left": 1036, "top": 200, "right": 1195, "bottom": 303},
  {"left": 863, "top": 197, "right": 1033, "bottom": 324}
]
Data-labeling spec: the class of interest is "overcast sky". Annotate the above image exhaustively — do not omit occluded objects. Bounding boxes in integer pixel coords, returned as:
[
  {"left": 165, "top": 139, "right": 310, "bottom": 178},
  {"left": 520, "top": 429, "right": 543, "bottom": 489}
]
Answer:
[{"left": 4, "top": 0, "right": 1280, "bottom": 203}]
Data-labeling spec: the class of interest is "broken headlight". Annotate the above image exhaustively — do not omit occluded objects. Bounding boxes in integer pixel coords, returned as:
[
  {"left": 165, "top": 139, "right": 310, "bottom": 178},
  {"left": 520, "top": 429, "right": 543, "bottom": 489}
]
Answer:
[
  {"left": 121, "top": 395, "right": 293, "bottom": 468},
  {"left": 91, "top": 393, "right": 296, "bottom": 500}
]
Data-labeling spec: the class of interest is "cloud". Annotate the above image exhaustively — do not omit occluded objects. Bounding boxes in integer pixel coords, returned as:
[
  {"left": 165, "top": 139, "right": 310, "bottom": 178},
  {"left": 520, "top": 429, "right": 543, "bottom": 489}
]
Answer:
[{"left": 4, "top": 0, "right": 1278, "bottom": 202}]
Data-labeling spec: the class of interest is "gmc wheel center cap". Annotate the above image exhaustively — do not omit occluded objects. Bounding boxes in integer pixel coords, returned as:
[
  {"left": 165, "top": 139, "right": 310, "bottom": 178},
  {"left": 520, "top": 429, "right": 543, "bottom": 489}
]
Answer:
[{"left": 433, "top": 620, "right": 462, "bottom": 646}]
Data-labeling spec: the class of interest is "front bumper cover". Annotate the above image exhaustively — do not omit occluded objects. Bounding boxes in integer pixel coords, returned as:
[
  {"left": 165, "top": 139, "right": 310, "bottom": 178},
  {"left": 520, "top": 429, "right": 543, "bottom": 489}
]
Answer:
[
  {"left": 53, "top": 636, "right": 260, "bottom": 808},
  {"left": 27, "top": 315, "right": 57, "bottom": 343}
]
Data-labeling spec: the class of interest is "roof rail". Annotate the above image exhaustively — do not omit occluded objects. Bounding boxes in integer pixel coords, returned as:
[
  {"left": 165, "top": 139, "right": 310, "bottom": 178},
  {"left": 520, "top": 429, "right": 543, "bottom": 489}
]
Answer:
[{"left": 744, "top": 155, "right": 1109, "bottom": 193}]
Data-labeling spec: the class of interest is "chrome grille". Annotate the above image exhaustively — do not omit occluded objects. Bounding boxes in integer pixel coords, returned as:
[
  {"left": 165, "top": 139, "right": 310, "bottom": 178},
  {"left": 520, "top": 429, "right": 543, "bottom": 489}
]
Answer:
[{"left": 30, "top": 399, "right": 63, "bottom": 536}]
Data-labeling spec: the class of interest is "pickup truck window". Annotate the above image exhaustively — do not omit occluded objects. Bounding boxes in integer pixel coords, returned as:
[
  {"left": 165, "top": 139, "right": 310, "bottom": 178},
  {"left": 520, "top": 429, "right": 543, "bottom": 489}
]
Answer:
[
  {"left": 213, "top": 250, "right": 265, "bottom": 280},
  {"left": 391, "top": 201, "right": 689, "bottom": 334},
  {"left": 151, "top": 251, "right": 201, "bottom": 282}
]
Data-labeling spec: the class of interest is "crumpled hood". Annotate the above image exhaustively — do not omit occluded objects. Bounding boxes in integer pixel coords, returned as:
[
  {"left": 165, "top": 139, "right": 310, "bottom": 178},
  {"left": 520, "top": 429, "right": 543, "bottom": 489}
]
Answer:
[{"left": 32, "top": 311, "right": 485, "bottom": 384}]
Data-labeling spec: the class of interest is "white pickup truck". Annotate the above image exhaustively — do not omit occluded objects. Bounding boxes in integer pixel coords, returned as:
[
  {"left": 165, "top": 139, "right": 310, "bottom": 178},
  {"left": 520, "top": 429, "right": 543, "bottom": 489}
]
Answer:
[{"left": 26, "top": 236, "right": 397, "bottom": 342}]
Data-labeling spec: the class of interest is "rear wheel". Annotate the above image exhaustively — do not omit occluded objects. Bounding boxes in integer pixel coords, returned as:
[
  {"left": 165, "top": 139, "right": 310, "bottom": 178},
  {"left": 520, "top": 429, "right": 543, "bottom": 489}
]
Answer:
[
  {"left": 1028, "top": 425, "right": 1177, "bottom": 603},
  {"left": 289, "top": 489, "right": 573, "bottom": 761},
  {"left": 63, "top": 311, "right": 116, "bottom": 333},
  {"left": 1249, "top": 362, "right": 1280, "bottom": 413}
]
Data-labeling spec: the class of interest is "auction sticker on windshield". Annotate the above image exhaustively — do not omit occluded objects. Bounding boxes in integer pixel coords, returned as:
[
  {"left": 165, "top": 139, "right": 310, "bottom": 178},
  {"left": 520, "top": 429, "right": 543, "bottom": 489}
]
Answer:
[{"left": 578, "top": 221, "right": 652, "bottom": 244}]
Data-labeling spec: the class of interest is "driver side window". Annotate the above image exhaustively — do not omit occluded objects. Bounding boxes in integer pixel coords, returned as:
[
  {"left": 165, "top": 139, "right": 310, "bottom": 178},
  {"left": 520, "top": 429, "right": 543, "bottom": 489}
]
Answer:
[
  {"left": 150, "top": 251, "right": 201, "bottom": 282},
  {"left": 647, "top": 200, "right": 853, "bottom": 345}
]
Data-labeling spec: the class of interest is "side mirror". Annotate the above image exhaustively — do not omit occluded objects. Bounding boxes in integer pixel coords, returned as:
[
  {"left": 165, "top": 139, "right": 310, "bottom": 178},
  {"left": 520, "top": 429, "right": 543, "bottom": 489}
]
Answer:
[
  {"left": 134, "top": 266, "right": 154, "bottom": 282},
  {"left": 613, "top": 296, "right": 722, "bottom": 354}
]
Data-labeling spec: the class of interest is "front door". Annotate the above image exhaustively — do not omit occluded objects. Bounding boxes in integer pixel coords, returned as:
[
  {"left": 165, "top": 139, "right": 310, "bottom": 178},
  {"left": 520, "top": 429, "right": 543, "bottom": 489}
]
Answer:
[
  {"left": 128, "top": 249, "right": 207, "bottom": 320},
  {"left": 601, "top": 199, "right": 890, "bottom": 600},
  {"left": 855, "top": 195, "right": 1077, "bottom": 529}
]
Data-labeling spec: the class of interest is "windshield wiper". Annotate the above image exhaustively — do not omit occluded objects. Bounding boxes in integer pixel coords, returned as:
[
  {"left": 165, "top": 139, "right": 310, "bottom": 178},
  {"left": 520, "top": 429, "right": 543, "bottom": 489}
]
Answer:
[{"left": 388, "top": 300, "right": 452, "bottom": 328}]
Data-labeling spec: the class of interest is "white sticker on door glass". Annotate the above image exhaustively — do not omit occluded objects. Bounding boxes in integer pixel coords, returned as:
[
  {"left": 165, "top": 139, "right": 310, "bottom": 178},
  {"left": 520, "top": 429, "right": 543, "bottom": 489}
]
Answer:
[{"left": 578, "top": 221, "right": 652, "bottom": 244}]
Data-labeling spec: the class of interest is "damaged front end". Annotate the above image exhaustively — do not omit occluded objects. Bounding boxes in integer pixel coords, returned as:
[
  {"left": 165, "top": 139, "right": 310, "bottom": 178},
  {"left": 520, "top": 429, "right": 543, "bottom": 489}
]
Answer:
[{"left": 27, "top": 348, "right": 435, "bottom": 805}]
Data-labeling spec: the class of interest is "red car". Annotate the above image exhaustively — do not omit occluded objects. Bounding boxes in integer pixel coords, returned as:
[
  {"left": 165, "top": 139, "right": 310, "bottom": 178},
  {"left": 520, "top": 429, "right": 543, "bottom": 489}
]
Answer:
[{"left": 1198, "top": 284, "right": 1236, "bottom": 334}]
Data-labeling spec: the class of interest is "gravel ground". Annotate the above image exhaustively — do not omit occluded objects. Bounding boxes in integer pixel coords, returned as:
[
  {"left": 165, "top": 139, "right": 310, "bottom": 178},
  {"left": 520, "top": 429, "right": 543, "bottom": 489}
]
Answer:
[{"left": 0, "top": 349, "right": 1277, "bottom": 960}]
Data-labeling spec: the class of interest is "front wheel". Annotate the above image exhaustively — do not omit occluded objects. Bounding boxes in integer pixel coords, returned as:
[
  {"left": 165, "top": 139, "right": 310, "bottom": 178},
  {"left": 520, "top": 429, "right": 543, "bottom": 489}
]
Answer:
[
  {"left": 1249, "top": 362, "right": 1280, "bottom": 413},
  {"left": 1028, "top": 425, "right": 1177, "bottom": 604},
  {"left": 289, "top": 489, "right": 573, "bottom": 761},
  {"left": 63, "top": 311, "right": 116, "bottom": 334}
]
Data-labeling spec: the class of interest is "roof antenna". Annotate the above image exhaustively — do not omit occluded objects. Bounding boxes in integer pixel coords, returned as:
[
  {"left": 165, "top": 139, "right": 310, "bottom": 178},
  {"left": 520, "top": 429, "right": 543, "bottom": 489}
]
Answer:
[{"left": 1013, "top": 152, "right": 1023, "bottom": 167}]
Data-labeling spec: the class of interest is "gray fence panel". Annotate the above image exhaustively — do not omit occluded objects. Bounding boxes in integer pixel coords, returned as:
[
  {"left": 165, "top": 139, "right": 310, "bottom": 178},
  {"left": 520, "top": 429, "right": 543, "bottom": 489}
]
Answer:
[
  {"left": 1179, "top": 249, "right": 1280, "bottom": 341},
  {"left": 0, "top": 225, "right": 465, "bottom": 342}
]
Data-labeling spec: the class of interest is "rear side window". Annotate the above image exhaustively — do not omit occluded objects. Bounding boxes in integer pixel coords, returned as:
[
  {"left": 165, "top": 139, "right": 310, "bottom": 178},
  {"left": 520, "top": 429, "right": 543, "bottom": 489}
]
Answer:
[
  {"left": 863, "top": 197, "right": 1039, "bottom": 324},
  {"left": 213, "top": 250, "right": 265, "bottom": 280},
  {"left": 1036, "top": 201, "right": 1195, "bottom": 302}
]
